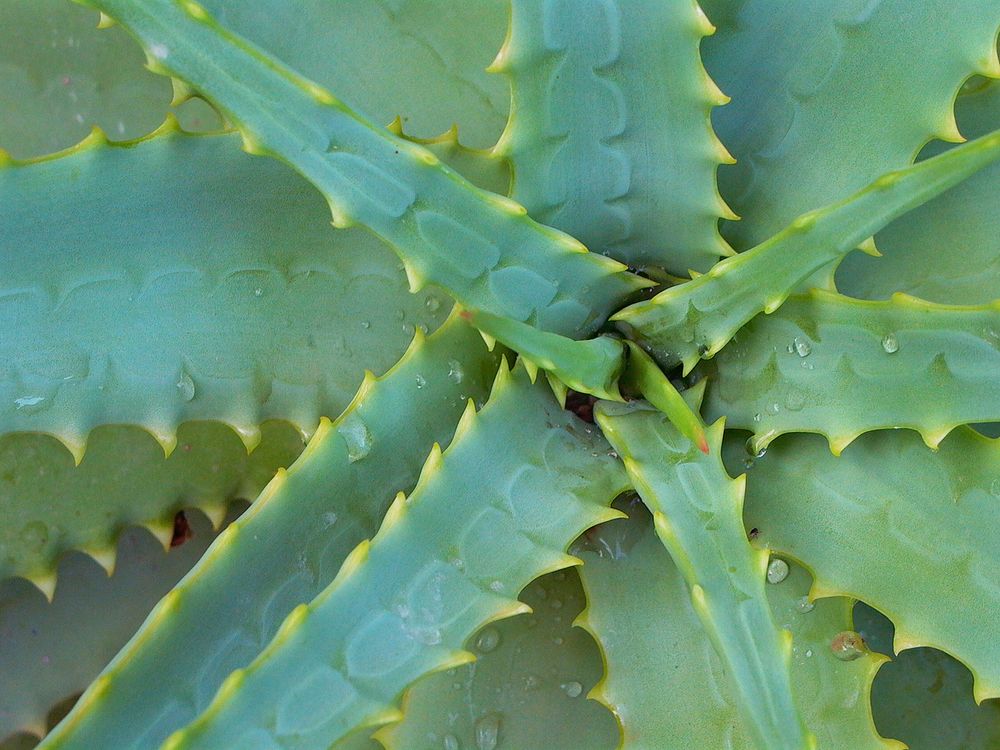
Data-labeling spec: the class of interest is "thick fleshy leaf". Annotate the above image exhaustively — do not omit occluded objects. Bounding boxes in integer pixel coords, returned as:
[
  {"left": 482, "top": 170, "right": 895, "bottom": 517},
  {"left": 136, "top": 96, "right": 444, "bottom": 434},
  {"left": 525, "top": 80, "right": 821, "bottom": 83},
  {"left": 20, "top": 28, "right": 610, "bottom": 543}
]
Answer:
[
  {"left": 575, "top": 499, "right": 898, "bottom": 750},
  {"left": 41, "top": 316, "right": 501, "bottom": 750},
  {"left": 701, "top": 0, "right": 1000, "bottom": 257},
  {"left": 0, "top": 510, "right": 230, "bottom": 743},
  {"left": 0, "top": 125, "right": 452, "bottom": 460},
  {"left": 0, "top": 421, "right": 301, "bottom": 596},
  {"left": 154, "top": 361, "right": 626, "bottom": 749},
  {"left": 838, "top": 79, "right": 1000, "bottom": 304},
  {"left": 87, "top": 0, "right": 650, "bottom": 339},
  {"left": 855, "top": 604, "right": 1000, "bottom": 750},
  {"left": 199, "top": 0, "right": 509, "bottom": 148},
  {"left": 738, "top": 427, "right": 1000, "bottom": 701},
  {"left": 705, "top": 291, "right": 1000, "bottom": 453},
  {"left": 378, "top": 569, "right": 618, "bottom": 750},
  {"left": 495, "top": 0, "right": 734, "bottom": 272},
  {"left": 594, "top": 404, "right": 809, "bottom": 750},
  {"left": 613, "top": 129, "right": 1000, "bottom": 373}
]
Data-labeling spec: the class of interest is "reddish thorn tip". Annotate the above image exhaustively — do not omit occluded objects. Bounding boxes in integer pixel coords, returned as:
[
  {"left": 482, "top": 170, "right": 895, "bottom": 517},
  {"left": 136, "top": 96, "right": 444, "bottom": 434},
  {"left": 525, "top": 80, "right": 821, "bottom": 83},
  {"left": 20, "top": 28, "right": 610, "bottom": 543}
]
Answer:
[{"left": 698, "top": 437, "right": 709, "bottom": 454}]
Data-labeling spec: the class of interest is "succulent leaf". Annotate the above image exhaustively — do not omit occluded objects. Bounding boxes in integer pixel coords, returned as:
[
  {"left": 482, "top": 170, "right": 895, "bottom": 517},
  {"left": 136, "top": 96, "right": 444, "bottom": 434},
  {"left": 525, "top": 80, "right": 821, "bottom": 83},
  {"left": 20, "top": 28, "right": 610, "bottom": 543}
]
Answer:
[
  {"left": 706, "top": 291, "right": 1000, "bottom": 453},
  {"left": 614, "top": 129, "right": 1000, "bottom": 373},
  {"left": 738, "top": 427, "right": 1000, "bottom": 702},
  {"left": 575, "top": 499, "right": 898, "bottom": 750},
  {"left": 594, "top": 402, "right": 811, "bottom": 750},
  {"left": 157, "top": 361, "right": 627, "bottom": 749},
  {"left": 495, "top": 0, "right": 734, "bottom": 273},
  {"left": 838, "top": 78, "right": 1000, "bottom": 305},
  {"left": 0, "top": 421, "right": 301, "bottom": 594},
  {"left": 377, "top": 569, "right": 619, "bottom": 750},
  {"left": 0, "top": 511, "right": 230, "bottom": 742},
  {"left": 701, "top": 0, "right": 1000, "bottom": 255},
  {"left": 39, "top": 316, "right": 502, "bottom": 750},
  {"left": 194, "top": 0, "right": 510, "bottom": 148},
  {"left": 0, "top": 125, "right": 455, "bottom": 458},
  {"left": 86, "top": 0, "right": 651, "bottom": 338}
]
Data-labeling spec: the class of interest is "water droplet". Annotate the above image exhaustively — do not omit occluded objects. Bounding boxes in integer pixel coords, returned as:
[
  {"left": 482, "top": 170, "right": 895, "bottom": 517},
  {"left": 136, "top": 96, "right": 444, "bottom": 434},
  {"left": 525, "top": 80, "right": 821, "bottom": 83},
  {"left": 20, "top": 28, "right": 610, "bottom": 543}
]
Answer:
[
  {"left": 443, "top": 735, "right": 460, "bottom": 750},
  {"left": 805, "top": 649, "right": 814, "bottom": 658},
  {"left": 793, "top": 337, "right": 811, "bottom": 357},
  {"left": 784, "top": 389, "right": 806, "bottom": 412},
  {"left": 474, "top": 712, "right": 501, "bottom": 750},
  {"left": 753, "top": 413, "right": 762, "bottom": 423},
  {"left": 489, "top": 580, "right": 504, "bottom": 593},
  {"left": 990, "top": 479, "right": 1000, "bottom": 497},
  {"left": 361, "top": 320, "right": 371, "bottom": 329},
  {"left": 415, "top": 375, "right": 427, "bottom": 389},
  {"left": 425, "top": 296, "right": 441, "bottom": 312},
  {"left": 767, "top": 558, "right": 789, "bottom": 584},
  {"left": 339, "top": 413, "right": 372, "bottom": 462},
  {"left": 831, "top": 631, "right": 865, "bottom": 661},
  {"left": 765, "top": 402, "right": 780, "bottom": 416},
  {"left": 881, "top": 333, "right": 899, "bottom": 354},
  {"left": 14, "top": 395, "right": 46, "bottom": 412},
  {"left": 476, "top": 628, "right": 500, "bottom": 654},
  {"left": 523, "top": 674, "right": 540, "bottom": 691},
  {"left": 176, "top": 372, "right": 195, "bottom": 402},
  {"left": 253, "top": 287, "right": 263, "bottom": 297},
  {"left": 745, "top": 437, "right": 766, "bottom": 459},
  {"left": 795, "top": 596, "right": 814, "bottom": 613},
  {"left": 150, "top": 42, "right": 169, "bottom": 60},
  {"left": 447, "top": 360, "right": 464, "bottom": 385},
  {"left": 561, "top": 681, "right": 583, "bottom": 698},
  {"left": 323, "top": 512, "right": 338, "bottom": 528}
]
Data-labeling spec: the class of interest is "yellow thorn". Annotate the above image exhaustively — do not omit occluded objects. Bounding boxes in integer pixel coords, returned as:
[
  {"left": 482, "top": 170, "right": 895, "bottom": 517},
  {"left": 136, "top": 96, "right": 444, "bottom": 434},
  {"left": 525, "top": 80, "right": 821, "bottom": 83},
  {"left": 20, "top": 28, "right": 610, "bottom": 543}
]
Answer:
[
  {"left": 96, "top": 11, "right": 118, "bottom": 28},
  {"left": 233, "top": 424, "right": 262, "bottom": 453},
  {"left": 25, "top": 571, "right": 58, "bottom": 602},
  {"left": 145, "top": 519, "right": 174, "bottom": 551},
  {"left": 84, "top": 545, "right": 117, "bottom": 576},
  {"left": 200, "top": 503, "right": 229, "bottom": 531},
  {"left": 857, "top": 236, "right": 881, "bottom": 257}
]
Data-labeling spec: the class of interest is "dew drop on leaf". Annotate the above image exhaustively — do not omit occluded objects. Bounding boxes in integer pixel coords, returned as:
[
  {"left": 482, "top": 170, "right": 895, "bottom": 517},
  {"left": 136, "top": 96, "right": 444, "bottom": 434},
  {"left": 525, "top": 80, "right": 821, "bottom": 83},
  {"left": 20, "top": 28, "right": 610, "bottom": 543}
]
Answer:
[
  {"left": 338, "top": 413, "right": 372, "bottom": 462},
  {"left": 766, "top": 558, "right": 789, "bottom": 584},
  {"left": 475, "top": 627, "right": 500, "bottom": 654},
  {"left": 831, "top": 630, "right": 865, "bottom": 661},
  {"left": 474, "top": 712, "right": 501, "bottom": 750},
  {"left": 881, "top": 333, "right": 899, "bottom": 353},
  {"left": 561, "top": 680, "right": 583, "bottom": 698}
]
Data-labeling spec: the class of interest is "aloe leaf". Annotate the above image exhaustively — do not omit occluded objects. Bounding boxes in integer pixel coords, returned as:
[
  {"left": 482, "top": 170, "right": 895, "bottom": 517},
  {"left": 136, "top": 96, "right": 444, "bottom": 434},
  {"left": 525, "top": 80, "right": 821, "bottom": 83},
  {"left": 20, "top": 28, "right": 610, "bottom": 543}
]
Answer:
[
  {"left": 0, "top": 511, "right": 228, "bottom": 743},
  {"left": 613, "top": 129, "right": 1000, "bottom": 373},
  {"left": 494, "top": 0, "right": 734, "bottom": 273},
  {"left": 198, "top": 0, "right": 508, "bottom": 148},
  {"left": 150, "top": 359, "right": 628, "bottom": 749},
  {"left": 575, "top": 499, "right": 899, "bottom": 750},
  {"left": 0, "top": 0, "right": 173, "bottom": 157},
  {"left": 838, "top": 78, "right": 1000, "bottom": 305},
  {"left": 705, "top": 291, "right": 1000, "bottom": 454},
  {"left": 701, "top": 0, "right": 1000, "bottom": 255},
  {"left": 854, "top": 604, "right": 1000, "bottom": 750},
  {"left": 0, "top": 421, "right": 301, "bottom": 598},
  {"left": 594, "top": 402, "right": 810, "bottom": 750},
  {"left": 40, "top": 316, "right": 501, "bottom": 750},
  {"left": 738, "top": 427, "right": 1000, "bottom": 702},
  {"left": 86, "top": 0, "right": 650, "bottom": 338},
  {"left": 462, "top": 308, "right": 625, "bottom": 401},
  {"left": 377, "top": 568, "right": 618, "bottom": 750},
  {"left": 0, "top": 124, "right": 453, "bottom": 459}
]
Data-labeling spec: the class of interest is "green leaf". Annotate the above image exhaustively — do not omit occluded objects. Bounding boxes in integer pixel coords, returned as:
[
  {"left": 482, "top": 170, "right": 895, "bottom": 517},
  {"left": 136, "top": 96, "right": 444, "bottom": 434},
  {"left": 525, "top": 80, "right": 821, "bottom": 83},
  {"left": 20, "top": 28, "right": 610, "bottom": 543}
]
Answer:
[
  {"left": 462, "top": 308, "right": 626, "bottom": 401},
  {"left": 88, "top": 0, "right": 650, "bottom": 338},
  {"left": 705, "top": 291, "right": 1000, "bottom": 453},
  {"left": 0, "top": 421, "right": 301, "bottom": 597},
  {"left": 0, "top": 0, "right": 173, "bottom": 158},
  {"left": 613, "top": 129, "right": 1000, "bottom": 373},
  {"left": 575, "top": 499, "right": 898, "bottom": 750},
  {"left": 494, "top": 0, "right": 734, "bottom": 272},
  {"left": 594, "top": 403, "right": 810, "bottom": 750},
  {"left": 838, "top": 78, "right": 1000, "bottom": 305},
  {"left": 199, "top": 0, "right": 509, "bottom": 148},
  {"left": 377, "top": 569, "right": 618, "bottom": 750},
  {"left": 0, "top": 125, "right": 452, "bottom": 460},
  {"left": 156, "top": 361, "right": 626, "bottom": 749},
  {"left": 738, "top": 427, "right": 1000, "bottom": 702},
  {"left": 701, "top": 0, "right": 1000, "bottom": 256},
  {"left": 855, "top": 604, "right": 1000, "bottom": 750},
  {"left": 0, "top": 510, "right": 229, "bottom": 742},
  {"left": 40, "top": 316, "right": 501, "bottom": 750}
]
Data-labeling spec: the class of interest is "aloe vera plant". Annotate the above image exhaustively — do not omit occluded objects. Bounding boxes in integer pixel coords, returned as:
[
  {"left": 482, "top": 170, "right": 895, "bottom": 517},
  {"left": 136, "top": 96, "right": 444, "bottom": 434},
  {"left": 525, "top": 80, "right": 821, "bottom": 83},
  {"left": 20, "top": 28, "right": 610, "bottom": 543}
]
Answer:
[{"left": 2, "top": 1, "right": 1000, "bottom": 748}]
